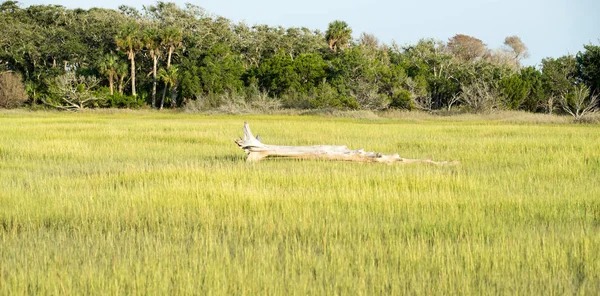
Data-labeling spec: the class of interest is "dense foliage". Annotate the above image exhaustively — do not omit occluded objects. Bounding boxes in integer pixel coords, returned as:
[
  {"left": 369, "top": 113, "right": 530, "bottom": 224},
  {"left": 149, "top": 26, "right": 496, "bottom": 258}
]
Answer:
[{"left": 0, "top": 1, "right": 598, "bottom": 113}]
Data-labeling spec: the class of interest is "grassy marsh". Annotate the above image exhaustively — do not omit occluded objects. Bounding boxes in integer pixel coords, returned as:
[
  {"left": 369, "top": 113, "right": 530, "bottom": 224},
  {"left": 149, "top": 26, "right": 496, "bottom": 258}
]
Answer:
[{"left": 1, "top": 111, "right": 599, "bottom": 294}]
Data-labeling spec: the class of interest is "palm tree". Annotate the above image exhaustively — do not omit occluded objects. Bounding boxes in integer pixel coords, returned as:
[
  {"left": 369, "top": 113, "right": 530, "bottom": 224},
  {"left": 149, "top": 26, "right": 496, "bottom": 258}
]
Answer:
[
  {"left": 160, "top": 26, "right": 182, "bottom": 107},
  {"left": 325, "top": 20, "right": 352, "bottom": 52},
  {"left": 158, "top": 65, "right": 179, "bottom": 109},
  {"left": 115, "top": 22, "right": 142, "bottom": 96},
  {"left": 98, "top": 54, "right": 118, "bottom": 95},
  {"left": 161, "top": 26, "right": 182, "bottom": 68},
  {"left": 115, "top": 62, "right": 129, "bottom": 95},
  {"left": 143, "top": 28, "right": 161, "bottom": 108}
]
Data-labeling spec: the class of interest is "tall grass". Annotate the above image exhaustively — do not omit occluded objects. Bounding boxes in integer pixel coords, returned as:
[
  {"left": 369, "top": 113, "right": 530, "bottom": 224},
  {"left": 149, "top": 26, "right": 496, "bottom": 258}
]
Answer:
[{"left": 1, "top": 111, "right": 599, "bottom": 294}]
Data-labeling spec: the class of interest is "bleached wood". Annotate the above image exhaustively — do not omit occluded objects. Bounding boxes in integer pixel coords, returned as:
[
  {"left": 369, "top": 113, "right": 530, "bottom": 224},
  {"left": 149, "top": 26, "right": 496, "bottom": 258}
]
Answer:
[{"left": 235, "top": 122, "right": 458, "bottom": 165}]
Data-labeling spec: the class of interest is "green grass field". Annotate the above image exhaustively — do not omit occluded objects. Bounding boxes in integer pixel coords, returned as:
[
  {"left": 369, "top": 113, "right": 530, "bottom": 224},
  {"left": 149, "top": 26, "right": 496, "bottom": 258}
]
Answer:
[{"left": 1, "top": 111, "right": 599, "bottom": 294}]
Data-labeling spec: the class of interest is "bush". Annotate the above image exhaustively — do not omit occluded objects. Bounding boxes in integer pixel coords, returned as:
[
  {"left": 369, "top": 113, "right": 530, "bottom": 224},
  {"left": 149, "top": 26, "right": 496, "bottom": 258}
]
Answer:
[
  {"left": 280, "top": 88, "right": 309, "bottom": 109},
  {"left": 458, "top": 80, "right": 499, "bottom": 113},
  {"left": 0, "top": 72, "right": 28, "bottom": 109},
  {"left": 308, "top": 83, "right": 359, "bottom": 109},
  {"left": 352, "top": 79, "right": 390, "bottom": 110},
  {"left": 44, "top": 72, "right": 104, "bottom": 110},
  {"left": 246, "top": 90, "right": 281, "bottom": 112},
  {"left": 499, "top": 74, "right": 529, "bottom": 110},
  {"left": 183, "top": 90, "right": 281, "bottom": 114},
  {"left": 558, "top": 84, "right": 598, "bottom": 120},
  {"left": 105, "top": 93, "right": 144, "bottom": 109},
  {"left": 388, "top": 89, "right": 411, "bottom": 110}
]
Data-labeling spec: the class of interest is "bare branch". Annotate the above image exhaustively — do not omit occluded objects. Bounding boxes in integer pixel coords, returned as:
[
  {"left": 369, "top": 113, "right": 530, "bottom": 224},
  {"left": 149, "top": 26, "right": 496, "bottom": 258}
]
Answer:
[{"left": 558, "top": 85, "right": 598, "bottom": 120}]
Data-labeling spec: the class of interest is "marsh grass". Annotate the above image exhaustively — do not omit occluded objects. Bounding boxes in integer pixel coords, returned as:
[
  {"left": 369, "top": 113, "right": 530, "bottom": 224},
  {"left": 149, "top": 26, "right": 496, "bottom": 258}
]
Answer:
[{"left": 1, "top": 111, "right": 599, "bottom": 294}]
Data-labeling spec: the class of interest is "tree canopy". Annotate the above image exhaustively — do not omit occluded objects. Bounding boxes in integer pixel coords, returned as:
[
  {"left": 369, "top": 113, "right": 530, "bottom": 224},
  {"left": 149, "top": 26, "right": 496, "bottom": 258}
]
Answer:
[{"left": 0, "top": 1, "right": 598, "bottom": 115}]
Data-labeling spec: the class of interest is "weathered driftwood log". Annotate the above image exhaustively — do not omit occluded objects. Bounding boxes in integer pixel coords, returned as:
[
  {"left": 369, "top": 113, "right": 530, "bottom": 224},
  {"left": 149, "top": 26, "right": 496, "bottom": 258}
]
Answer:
[{"left": 235, "top": 122, "right": 458, "bottom": 165}]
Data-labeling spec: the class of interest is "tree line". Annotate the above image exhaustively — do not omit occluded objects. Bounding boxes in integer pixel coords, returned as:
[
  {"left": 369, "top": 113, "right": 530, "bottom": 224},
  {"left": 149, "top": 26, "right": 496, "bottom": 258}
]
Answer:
[{"left": 1, "top": 1, "right": 599, "bottom": 117}]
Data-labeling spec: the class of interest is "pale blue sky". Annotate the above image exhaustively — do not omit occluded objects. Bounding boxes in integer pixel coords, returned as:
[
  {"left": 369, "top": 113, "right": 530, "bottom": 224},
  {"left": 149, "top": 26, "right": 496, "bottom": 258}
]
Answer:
[{"left": 19, "top": 0, "right": 600, "bottom": 66}]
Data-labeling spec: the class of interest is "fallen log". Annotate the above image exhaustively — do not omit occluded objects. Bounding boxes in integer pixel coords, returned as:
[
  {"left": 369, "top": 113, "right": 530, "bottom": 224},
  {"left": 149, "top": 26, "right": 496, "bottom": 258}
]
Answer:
[{"left": 235, "top": 122, "right": 458, "bottom": 165}]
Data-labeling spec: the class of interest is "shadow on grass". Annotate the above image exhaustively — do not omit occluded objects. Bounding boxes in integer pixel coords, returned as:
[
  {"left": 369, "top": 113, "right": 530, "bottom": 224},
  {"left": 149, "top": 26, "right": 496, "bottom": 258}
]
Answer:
[
  {"left": 205, "top": 155, "right": 314, "bottom": 164},
  {"left": 205, "top": 154, "right": 246, "bottom": 163},
  {"left": 206, "top": 154, "right": 335, "bottom": 164}
]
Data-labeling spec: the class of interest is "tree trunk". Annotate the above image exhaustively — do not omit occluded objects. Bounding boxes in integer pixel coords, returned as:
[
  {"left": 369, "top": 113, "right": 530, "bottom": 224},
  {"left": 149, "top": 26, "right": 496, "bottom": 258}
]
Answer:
[
  {"left": 118, "top": 76, "right": 124, "bottom": 94},
  {"left": 151, "top": 55, "right": 157, "bottom": 108},
  {"left": 166, "top": 46, "right": 173, "bottom": 68},
  {"left": 129, "top": 50, "right": 136, "bottom": 97},
  {"left": 170, "top": 83, "right": 177, "bottom": 108},
  {"left": 235, "top": 122, "right": 458, "bottom": 165},
  {"left": 159, "top": 82, "right": 168, "bottom": 109},
  {"left": 109, "top": 73, "right": 114, "bottom": 95},
  {"left": 160, "top": 47, "right": 174, "bottom": 109}
]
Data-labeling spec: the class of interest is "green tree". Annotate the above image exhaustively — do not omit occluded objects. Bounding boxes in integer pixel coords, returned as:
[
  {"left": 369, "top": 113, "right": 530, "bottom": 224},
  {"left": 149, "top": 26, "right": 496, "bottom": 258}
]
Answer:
[
  {"left": 325, "top": 20, "right": 352, "bottom": 52},
  {"left": 257, "top": 51, "right": 299, "bottom": 97},
  {"left": 576, "top": 43, "right": 600, "bottom": 96},
  {"left": 519, "top": 66, "right": 546, "bottom": 112},
  {"left": 116, "top": 22, "right": 142, "bottom": 96},
  {"left": 1, "top": 13, "right": 43, "bottom": 79},
  {"left": 142, "top": 27, "right": 162, "bottom": 107},
  {"left": 401, "top": 39, "right": 459, "bottom": 110},
  {"left": 158, "top": 65, "right": 179, "bottom": 109},
  {"left": 283, "top": 27, "right": 327, "bottom": 58},
  {"left": 178, "top": 57, "right": 202, "bottom": 102},
  {"left": 98, "top": 54, "right": 118, "bottom": 95},
  {"left": 328, "top": 45, "right": 391, "bottom": 110},
  {"left": 115, "top": 61, "right": 128, "bottom": 95},
  {"left": 499, "top": 74, "right": 529, "bottom": 110},
  {"left": 198, "top": 43, "right": 244, "bottom": 95},
  {"left": 541, "top": 55, "right": 578, "bottom": 113},
  {"left": 293, "top": 53, "right": 327, "bottom": 93},
  {"left": 307, "top": 81, "right": 359, "bottom": 109},
  {"left": 160, "top": 26, "right": 182, "bottom": 69},
  {"left": 160, "top": 26, "right": 182, "bottom": 106},
  {"left": 80, "top": 8, "right": 129, "bottom": 60}
]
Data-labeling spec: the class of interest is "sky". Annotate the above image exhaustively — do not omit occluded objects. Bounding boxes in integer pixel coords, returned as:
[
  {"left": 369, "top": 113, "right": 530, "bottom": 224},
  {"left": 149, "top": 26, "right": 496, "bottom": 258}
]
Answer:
[{"left": 19, "top": 0, "right": 600, "bottom": 66}]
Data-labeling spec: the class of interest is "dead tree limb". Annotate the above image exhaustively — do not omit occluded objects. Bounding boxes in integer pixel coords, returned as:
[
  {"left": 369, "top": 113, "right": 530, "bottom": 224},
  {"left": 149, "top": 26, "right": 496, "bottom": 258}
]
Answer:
[{"left": 234, "top": 122, "right": 458, "bottom": 165}]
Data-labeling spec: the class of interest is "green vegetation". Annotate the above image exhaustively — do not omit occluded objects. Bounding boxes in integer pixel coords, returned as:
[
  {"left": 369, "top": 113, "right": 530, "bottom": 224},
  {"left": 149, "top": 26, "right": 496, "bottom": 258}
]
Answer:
[
  {"left": 1, "top": 1, "right": 599, "bottom": 116},
  {"left": 1, "top": 111, "right": 599, "bottom": 294},
  {"left": 1, "top": 0, "right": 599, "bottom": 292}
]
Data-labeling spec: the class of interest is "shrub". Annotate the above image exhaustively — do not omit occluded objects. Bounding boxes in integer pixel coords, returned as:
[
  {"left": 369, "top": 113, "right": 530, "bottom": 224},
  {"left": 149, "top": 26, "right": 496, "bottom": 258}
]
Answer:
[
  {"left": 352, "top": 79, "right": 390, "bottom": 110},
  {"left": 105, "top": 93, "right": 144, "bottom": 109},
  {"left": 458, "top": 80, "right": 499, "bottom": 113},
  {"left": 499, "top": 74, "right": 529, "bottom": 110},
  {"left": 280, "top": 88, "right": 310, "bottom": 109},
  {"left": 558, "top": 84, "right": 598, "bottom": 121},
  {"left": 0, "top": 72, "right": 28, "bottom": 109},
  {"left": 308, "top": 83, "right": 359, "bottom": 109},
  {"left": 44, "top": 72, "right": 104, "bottom": 110},
  {"left": 247, "top": 90, "right": 281, "bottom": 112},
  {"left": 389, "top": 89, "right": 414, "bottom": 110}
]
